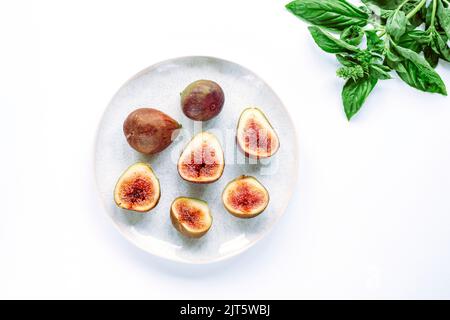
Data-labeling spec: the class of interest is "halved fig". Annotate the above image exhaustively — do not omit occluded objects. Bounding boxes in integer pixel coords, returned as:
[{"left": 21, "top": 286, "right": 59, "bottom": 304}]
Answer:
[
  {"left": 123, "top": 108, "right": 181, "bottom": 155},
  {"left": 177, "top": 132, "right": 224, "bottom": 183},
  {"left": 222, "top": 175, "right": 269, "bottom": 219},
  {"left": 170, "top": 197, "right": 212, "bottom": 238},
  {"left": 114, "top": 163, "right": 160, "bottom": 213},
  {"left": 236, "top": 107, "right": 280, "bottom": 159}
]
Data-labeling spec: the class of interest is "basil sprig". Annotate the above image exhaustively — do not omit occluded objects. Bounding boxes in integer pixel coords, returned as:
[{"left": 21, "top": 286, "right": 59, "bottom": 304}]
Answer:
[{"left": 286, "top": 0, "right": 450, "bottom": 120}]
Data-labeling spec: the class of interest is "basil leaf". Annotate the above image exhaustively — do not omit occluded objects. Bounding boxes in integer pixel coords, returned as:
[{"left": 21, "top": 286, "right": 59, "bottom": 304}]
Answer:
[
  {"left": 342, "top": 75, "right": 378, "bottom": 120},
  {"left": 370, "top": 64, "right": 392, "bottom": 80},
  {"left": 336, "top": 54, "right": 358, "bottom": 67},
  {"left": 308, "top": 26, "right": 359, "bottom": 54},
  {"left": 397, "top": 30, "right": 429, "bottom": 52},
  {"left": 392, "top": 44, "right": 447, "bottom": 95},
  {"left": 386, "top": 47, "right": 402, "bottom": 60},
  {"left": 286, "top": 0, "right": 369, "bottom": 30},
  {"left": 362, "top": 2, "right": 393, "bottom": 25},
  {"left": 437, "top": 0, "right": 450, "bottom": 38},
  {"left": 365, "top": 30, "right": 385, "bottom": 54},
  {"left": 386, "top": 10, "right": 408, "bottom": 40},
  {"left": 341, "top": 25, "right": 364, "bottom": 46},
  {"left": 433, "top": 30, "right": 450, "bottom": 61},
  {"left": 358, "top": 5, "right": 372, "bottom": 15},
  {"left": 424, "top": 46, "right": 440, "bottom": 68},
  {"left": 361, "top": 0, "right": 404, "bottom": 10}
]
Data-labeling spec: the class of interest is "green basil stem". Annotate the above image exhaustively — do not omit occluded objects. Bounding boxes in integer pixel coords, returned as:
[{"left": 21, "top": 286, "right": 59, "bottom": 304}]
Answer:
[
  {"left": 430, "top": 0, "right": 438, "bottom": 28},
  {"left": 406, "top": 0, "right": 426, "bottom": 19},
  {"left": 398, "top": 0, "right": 412, "bottom": 10}
]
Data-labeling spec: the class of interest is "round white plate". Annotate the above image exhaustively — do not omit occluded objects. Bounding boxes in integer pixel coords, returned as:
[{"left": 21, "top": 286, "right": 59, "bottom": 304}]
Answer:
[{"left": 95, "top": 56, "right": 298, "bottom": 263}]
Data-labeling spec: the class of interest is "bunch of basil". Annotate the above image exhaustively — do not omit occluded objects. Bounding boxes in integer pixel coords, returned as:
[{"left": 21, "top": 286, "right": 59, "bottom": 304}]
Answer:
[{"left": 286, "top": 0, "right": 450, "bottom": 120}]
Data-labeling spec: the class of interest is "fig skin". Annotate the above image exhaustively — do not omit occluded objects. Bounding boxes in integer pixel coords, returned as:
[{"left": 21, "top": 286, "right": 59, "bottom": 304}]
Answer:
[
  {"left": 170, "top": 197, "right": 212, "bottom": 238},
  {"left": 222, "top": 175, "right": 269, "bottom": 219},
  {"left": 123, "top": 108, "right": 181, "bottom": 155},
  {"left": 114, "top": 162, "right": 161, "bottom": 213},
  {"left": 236, "top": 107, "right": 280, "bottom": 159},
  {"left": 181, "top": 80, "right": 225, "bottom": 121},
  {"left": 177, "top": 132, "right": 225, "bottom": 184}
]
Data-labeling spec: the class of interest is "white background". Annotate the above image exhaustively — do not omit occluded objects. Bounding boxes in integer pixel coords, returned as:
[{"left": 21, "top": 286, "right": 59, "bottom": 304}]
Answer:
[{"left": 1, "top": 0, "right": 450, "bottom": 299}]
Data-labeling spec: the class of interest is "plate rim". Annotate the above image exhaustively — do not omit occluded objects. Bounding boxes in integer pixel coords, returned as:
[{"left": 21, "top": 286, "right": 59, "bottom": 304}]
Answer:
[{"left": 93, "top": 55, "right": 299, "bottom": 264}]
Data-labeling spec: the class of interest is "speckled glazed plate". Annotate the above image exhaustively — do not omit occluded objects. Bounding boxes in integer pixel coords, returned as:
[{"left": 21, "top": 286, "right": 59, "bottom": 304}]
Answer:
[{"left": 95, "top": 56, "right": 298, "bottom": 263}]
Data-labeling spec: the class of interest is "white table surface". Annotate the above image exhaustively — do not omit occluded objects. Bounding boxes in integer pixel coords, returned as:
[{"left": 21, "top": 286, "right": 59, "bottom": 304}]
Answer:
[{"left": 1, "top": 0, "right": 450, "bottom": 299}]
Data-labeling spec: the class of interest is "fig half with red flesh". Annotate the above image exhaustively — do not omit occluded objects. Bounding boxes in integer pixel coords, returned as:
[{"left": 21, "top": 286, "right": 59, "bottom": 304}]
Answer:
[
  {"left": 177, "top": 132, "right": 224, "bottom": 184},
  {"left": 170, "top": 197, "right": 212, "bottom": 238},
  {"left": 114, "top": 163, "right": 161, "bottom": 213},
  {"left": 237, "top": 107, "right": 280, "bottom": 159},
  {"left": 222, "top": 176, "right": 269, "bottom": 218}
]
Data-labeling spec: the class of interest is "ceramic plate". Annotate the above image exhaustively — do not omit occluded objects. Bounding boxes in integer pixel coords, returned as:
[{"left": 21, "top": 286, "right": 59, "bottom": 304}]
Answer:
[{"left": 95, "top": 56, "right": 298, "bottom": 263}]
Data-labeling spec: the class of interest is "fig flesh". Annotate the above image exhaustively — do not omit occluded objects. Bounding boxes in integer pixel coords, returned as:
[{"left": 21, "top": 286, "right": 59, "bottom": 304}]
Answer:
[
  {"left": 114, "top": 163, "right": 161, "bottom": 213},
  {"left": 170, "top": 197, "right": 212, "bottom": 238},
  {"left": 177, "top": 132, "right": 224, "bottom": 184},
  {"left": 123, "top": 108, "right": 181, "bottom": 155},
  {"left": 181, "top": 80, "right": 225, "bottom": 121},
  {"left": 222, "top": 175, "right": 269, "bottom": 218},
  {"left": 236, "top": 107, "right": 280, "bottom": 159}
]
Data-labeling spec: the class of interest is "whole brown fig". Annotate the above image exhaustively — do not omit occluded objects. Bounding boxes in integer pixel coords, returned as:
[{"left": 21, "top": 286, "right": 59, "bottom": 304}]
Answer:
[
  {"left": 123, "top": 108, "right": 181, "bottom": 154},
  {"left": 181, "top": 80, "right": 225, "bottom": 121}
]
